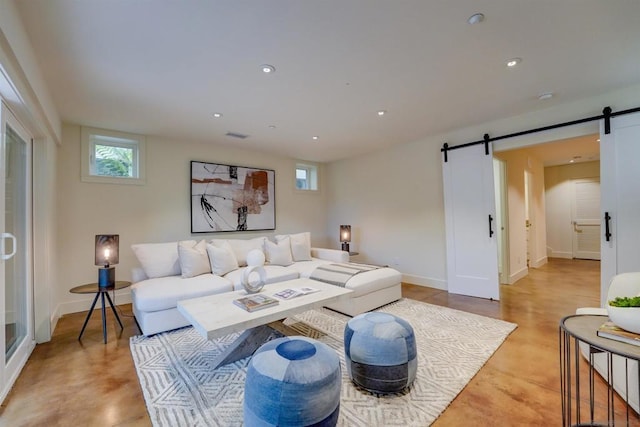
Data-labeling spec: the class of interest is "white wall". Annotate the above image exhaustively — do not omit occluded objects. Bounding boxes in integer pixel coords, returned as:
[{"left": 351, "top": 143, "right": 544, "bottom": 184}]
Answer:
[
  {"left": 54, "top": 123, "right": 328, "bottom": 319},
  {"left": 327, "top": 84, "right": 640, "bottom": 290},
  {"left": 545, "top": 161, "right": 600, "bottom": 258},
  {"left": 327, "top": 137, "right": 447, "bottom": 288}
]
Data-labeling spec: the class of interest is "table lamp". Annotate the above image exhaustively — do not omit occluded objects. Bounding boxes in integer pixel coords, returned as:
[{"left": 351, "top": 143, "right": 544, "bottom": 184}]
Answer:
[
  {"left": 95, "top": 234, "right": 119, "bottom": 288},
  {"left": 340, "top": 225, "right": 351, "bottom": 252}
]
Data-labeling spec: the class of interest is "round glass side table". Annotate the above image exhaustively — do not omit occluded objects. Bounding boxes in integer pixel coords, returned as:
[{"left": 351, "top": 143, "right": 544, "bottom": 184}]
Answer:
[{"left": 69, "top": 280, "right": 131, "bottom": 344}]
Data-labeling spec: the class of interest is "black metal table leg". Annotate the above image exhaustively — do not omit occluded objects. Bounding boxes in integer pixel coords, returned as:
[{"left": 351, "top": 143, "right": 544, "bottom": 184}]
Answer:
[
  {"left": 78, "top": 292, "right": 101, "bottom": 341},
  {"left": 101, "top": 292, "right": 107, "bottom": 344},
  {"left": 105, "top": 291, "right": 124, "bottom": 330},
  {"left": 70, "top": 281, "right": 133, "bottom": 344}
]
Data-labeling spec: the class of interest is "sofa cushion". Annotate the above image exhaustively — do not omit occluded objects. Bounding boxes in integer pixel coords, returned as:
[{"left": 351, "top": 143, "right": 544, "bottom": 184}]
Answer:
[
  {"left": 212, "top": 237, "right": 266, "bottom": 267},
  {"left": 265, "top": 237, "right": 293, "bottom": 266},
  {"left": 131, "top": 274, "right": 232, "bottom": 312},
  {"left": 276, "top": 232, "right": 311, "bottom": 261},
  {"left": 178, "top": 240, "right": 211, "bottom": 278},
  {"left": 132, "top": 241, "right": 191, "bottom": 279},
  {"left": 206, "top": 242, "right": 239, "bottom": 276},
  {"left": 224, "top": 265, "right": 299, "bottom": 291}
]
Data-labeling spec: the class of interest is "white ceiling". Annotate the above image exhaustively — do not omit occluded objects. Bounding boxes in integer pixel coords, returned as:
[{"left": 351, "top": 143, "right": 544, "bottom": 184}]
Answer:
[{"left": 14, "top": 0, "right": 640, "bottom": 163}]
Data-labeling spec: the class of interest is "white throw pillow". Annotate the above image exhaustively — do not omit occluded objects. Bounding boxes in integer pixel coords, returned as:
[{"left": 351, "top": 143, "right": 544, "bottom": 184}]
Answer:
[
  {"left": 178, "top": 240, "right": 211, "bottom": 278},
  {"left": 132, "top": 241, "right": 191, "bottom": 278},
  {"left": 206, "top": 242, "right": 239, "bottom": 276},
  {"left": 276, "top": 232, "right": 312, "bottom": 261},
  {"left": 246, "top": 248, "right": 266, "bottom": 266},
  {"left": 213, "top": 237, "right": 266, "bottom": 267},
  {"left": 265, "top": 237, "right": 293, "bottom": 266}
]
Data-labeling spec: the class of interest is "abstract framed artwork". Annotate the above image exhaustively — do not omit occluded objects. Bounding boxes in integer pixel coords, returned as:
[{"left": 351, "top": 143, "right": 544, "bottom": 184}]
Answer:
[{"left": 191, "top": 161, "right": 275, "bottom": 233}]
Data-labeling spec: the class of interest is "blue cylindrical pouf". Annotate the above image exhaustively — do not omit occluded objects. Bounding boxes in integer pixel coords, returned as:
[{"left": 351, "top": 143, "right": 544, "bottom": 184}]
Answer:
[
  {"left": 244, "top": 336, "right": 341, "bottom": 426},
  {"left": 344, "top": 312, "right": 417, "bottom": 393}
]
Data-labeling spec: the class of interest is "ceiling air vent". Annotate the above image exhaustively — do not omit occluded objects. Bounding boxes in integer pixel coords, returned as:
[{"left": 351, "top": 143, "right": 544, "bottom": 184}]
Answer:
[{"left": 225, "top": 132, "right": 249, "bottom": 139}]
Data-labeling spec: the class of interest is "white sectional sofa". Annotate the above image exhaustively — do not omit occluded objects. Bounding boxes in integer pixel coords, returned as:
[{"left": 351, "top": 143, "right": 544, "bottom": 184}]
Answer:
[{"left": 130, "top": 232, "right": 402, "bottom": 336}]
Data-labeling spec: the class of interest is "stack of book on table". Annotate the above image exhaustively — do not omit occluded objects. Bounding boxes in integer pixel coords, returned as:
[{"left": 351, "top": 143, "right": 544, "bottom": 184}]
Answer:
[
  {"left": 597, "top": 321, "right": 640, "bottom": 346},
  {"left": 233, "top": 294, "right": 279, "bottom": 312}
]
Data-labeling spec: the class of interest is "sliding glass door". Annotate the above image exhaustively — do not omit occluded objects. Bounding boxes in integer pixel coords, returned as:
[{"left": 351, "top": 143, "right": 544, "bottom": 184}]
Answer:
[{"left": 0, "top": 102, "right": 34, "bottom": 402}]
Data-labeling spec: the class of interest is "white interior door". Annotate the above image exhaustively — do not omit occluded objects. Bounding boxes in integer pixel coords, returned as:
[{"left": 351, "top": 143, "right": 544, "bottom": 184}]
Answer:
[
  {"left": 571, "top": 178, "right": 600, "bottom": 260},
  {"left": 0, "top": 102, "right": 34, "bottom": 403},
  {"left": 443, "top": 143, "right": 500, "bottom": 300},
  {"left": 600, "top": 111, "right": 640, "bottom": 306}
]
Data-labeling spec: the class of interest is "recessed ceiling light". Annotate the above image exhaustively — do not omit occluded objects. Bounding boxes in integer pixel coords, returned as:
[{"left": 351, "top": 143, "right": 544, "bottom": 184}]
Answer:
[
  {"left": 467, "top": 13, "right": 485, "bottom": 24},
  {"left": 268, "top": 125, "right": 276, "bottom": 129},
  {"left": 312, "top": 136, "right": 319, "bottom": 141},
  {"left": 261, "top": 64, "right": 275, "bottom": 74},
  {"left": 212, "top": 112, "right": 223, "bottom": 118},
  {"left": 538, "top": 92, "right": 554, "bottom": 100},
  {"left": 506, "top": 57, "right": 522, "bottom": 68},
  {"left": 377, "top": 110, "right": 387, "bottom": 116}
]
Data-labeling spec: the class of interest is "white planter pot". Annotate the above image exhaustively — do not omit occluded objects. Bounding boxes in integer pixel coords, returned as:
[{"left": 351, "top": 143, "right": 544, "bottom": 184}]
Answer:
[{"left": 607, "top": 305, "right": 640, "bottom": 334}]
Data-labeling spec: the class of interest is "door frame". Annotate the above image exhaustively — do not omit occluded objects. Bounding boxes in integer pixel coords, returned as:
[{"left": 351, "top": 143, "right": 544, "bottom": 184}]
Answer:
[{"left": 493, "top": 158, "right": 510, "bottom": 284}]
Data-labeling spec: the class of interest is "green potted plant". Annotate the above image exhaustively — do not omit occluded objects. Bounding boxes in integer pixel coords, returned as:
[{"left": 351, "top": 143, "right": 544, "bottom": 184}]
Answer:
[{"left": 607, "top": 296, "right": 640, "bottom": 334}]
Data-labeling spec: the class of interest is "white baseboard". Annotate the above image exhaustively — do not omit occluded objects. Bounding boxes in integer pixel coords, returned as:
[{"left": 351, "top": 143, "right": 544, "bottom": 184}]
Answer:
[
  {"left": 531, "top": 256, "right": 548, "bottom": 268},
  {"left": 509, "top": 267, "right": 529, "bottom": 284},
  {"left": 57, "top": 290, "right": 132, "bottom": 317},
  {"left": 401, "top": 274, "right": 447, "bottom": 290},
  {"left": 550, "top": 251, "right": 573, "bottom": 259}
]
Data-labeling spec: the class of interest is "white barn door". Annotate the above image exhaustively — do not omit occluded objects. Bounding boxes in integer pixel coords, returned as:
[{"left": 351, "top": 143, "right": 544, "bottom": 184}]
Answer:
[
  {"left": 600, "top": 111, "right": 640, "bottom": 305},
  {"left": 443, "top": 143, "right": 500, "bottom": 300}
]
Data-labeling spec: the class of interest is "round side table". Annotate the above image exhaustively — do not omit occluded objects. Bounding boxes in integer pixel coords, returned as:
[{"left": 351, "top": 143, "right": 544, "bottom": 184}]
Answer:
[
  {"left": 69, "top": 280, "right": 131, "bottom": 344},
  {"left": 559, "top": 314, "right": 640, "bottom": 426}
]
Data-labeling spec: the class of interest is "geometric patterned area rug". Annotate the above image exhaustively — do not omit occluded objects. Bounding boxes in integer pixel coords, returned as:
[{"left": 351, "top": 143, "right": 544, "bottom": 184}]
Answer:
[{"left": 130, "top": 298, "right": 516, "bottom": 426}]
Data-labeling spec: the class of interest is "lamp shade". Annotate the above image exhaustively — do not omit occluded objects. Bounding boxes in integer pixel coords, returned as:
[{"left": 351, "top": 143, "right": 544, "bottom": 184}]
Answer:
[
  {"left": 340, "top": 225, "right": 351, "bottom": 243},
  {"left": 95, "top": 234, "right": 119, "bottom": 267}
]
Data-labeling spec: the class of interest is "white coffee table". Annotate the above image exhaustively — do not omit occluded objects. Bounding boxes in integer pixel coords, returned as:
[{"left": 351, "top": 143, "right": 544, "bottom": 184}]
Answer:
[{"left": 177, "top": 277, "right": 352, "bottom": 368}]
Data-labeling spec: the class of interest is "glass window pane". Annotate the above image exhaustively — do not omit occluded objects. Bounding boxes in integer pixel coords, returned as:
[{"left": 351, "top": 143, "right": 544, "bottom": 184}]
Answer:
[
  {"left": 5, "top": 125, "right": 28, "bottom": 362},
  {"left": 296, "top": 178, "right": 308, "bottom": 190},
  {"left": 94, "top": 144, "right": 133, "bottom": 177}
]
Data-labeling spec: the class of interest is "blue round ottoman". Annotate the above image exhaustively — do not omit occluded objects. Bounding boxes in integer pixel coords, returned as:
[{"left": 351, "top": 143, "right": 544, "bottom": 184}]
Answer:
[
  {"left": 344, "top": 312, "right": 417, "bottom": 393},
  {"left": 243, "top": 336, "right": 341, "bottom": 426}
]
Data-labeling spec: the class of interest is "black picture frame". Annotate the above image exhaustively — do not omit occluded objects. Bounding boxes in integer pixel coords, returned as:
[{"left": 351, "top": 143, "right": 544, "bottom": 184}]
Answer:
[{"left": 190, "top": 161, "right": 276, "bottom": 233}]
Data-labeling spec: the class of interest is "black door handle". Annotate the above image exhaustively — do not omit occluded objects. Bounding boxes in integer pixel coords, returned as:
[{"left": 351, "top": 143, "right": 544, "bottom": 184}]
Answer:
[
  {"left": 604, "top": 212, "right": 612, "bottom": 242},
  {"left": 488, "top": 214, "right": 494, "bottom": 238}
]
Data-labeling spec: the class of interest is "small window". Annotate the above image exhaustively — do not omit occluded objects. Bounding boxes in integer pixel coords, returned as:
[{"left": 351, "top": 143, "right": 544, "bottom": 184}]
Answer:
[
  {"left": 81, "top": 127, "right": 146, "bottom": 185},
  {"left": 295, "top": 163, "right": 318, "bottom": 191}
]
